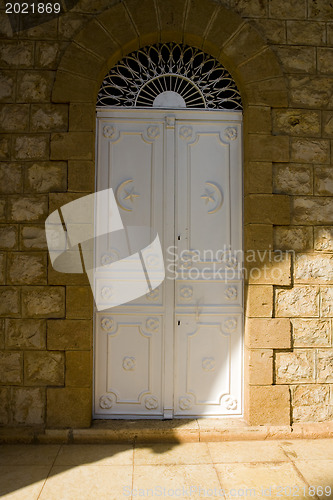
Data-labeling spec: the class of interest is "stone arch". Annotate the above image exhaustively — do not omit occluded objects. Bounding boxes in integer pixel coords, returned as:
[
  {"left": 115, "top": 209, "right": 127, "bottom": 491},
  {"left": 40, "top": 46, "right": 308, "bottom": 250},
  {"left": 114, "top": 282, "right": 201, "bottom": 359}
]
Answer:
[{"left": 50, "top": 0, "right": 291, "bottom": 427}]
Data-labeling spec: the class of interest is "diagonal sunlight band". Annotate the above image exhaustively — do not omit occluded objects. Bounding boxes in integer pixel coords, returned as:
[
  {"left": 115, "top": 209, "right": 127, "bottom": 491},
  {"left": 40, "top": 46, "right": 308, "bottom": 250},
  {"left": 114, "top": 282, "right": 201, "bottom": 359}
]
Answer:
[{"left": 45, "top": 188, "right": 165, "bottom": 311}]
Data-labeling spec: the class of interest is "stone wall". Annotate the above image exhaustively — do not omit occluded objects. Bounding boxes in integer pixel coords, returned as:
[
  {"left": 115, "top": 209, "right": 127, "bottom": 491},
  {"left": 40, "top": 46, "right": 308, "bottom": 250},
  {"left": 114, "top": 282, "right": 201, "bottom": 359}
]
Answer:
[{"left": 0, "top": 0, "right": 332, "bottom": 429}]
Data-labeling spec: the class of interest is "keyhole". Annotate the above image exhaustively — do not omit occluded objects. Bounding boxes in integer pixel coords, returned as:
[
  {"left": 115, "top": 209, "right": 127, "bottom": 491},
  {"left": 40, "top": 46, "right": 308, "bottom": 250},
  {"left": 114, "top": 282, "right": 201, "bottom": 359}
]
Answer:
[
  {"left": 178, "top": 235, "right": 181, "bottom": 240},
  {"left": 177, "top": 320, "right": 181, "bottom": 326}
]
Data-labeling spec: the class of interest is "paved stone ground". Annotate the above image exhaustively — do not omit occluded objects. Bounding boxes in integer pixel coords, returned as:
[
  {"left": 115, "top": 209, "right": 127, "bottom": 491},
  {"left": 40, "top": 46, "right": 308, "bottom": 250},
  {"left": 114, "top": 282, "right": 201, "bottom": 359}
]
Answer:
[{"left": 0, "top": 439, "right": 332, "bottom": 499}]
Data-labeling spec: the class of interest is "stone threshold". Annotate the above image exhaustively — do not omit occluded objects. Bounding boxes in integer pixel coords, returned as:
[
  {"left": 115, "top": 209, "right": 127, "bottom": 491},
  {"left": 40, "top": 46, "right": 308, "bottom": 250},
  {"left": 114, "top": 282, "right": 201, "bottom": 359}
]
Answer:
[{"left": 1, "top": 419, "right": 333, "bottom": 444}]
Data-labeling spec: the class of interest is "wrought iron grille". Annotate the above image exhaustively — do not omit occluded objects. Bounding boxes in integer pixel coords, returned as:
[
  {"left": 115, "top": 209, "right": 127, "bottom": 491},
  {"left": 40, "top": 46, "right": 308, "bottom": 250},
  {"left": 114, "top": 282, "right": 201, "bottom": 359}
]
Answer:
[{"left": 97, "top": 43, "right": 242, "bottom": 110}]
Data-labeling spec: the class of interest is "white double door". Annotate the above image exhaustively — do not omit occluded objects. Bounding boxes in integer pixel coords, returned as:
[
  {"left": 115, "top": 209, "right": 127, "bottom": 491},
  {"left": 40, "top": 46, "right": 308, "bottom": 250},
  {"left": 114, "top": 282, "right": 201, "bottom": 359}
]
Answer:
[{"left": 94, "top": 108, "right": 243, "bottom": 418}]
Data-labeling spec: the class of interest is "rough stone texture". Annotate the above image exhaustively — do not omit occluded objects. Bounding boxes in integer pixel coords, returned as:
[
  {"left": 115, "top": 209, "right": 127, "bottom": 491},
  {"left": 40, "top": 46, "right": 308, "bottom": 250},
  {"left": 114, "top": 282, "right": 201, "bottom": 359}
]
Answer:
[
  {"left": 245, "top": 194, "right": 290, "bottom": 225},
  {"left": 47, "top": 320, "right": 92, "bottom": 350},
  {"left": 288, "top": 75, "right": 333, "bottom": 109},
  {"left": 294, "top": 254, "right": 333, "bottom": 284},
  {"left": 320, "top": 287, "right": 333, "bottom": 317},
  {"left": 0, "top": 352, "right": 22, "bottom": 384},
  {"left": 314, "top": 227, "right": 333, "bottom": 252},
  {"left": 274, "top": 226, "right": 313, "bottom": 252},
  {"left": 286, "top": 20, "right": 326, "bottom": 45},
  {"left": 292, "top": 319, "right": 331, "bottom": 348},
  {"left": 273, "top": 164, "right": 312, "bottom": 195},
  {"left": 275, "top": 46, "right": 316, "bottom": 74},
  {"left": 0, "top": 163, "right": 23, "bottom": 194},
  {"left": 291, "top": 138, "right": 330, "bottom": 164},
  {"left": 66, "top": 351, "right": 91, "bottom": 387},
  {"left": 322, "top": 111, "right": 333, "bottom": 138},
  {"left": 51, "top": 132, "right": 94, "bottom": 160},
  {"left": 292, "top": 197, "right": 333, "bottom": 225},
  {"left": 0, "top": 253, "right": 4, "bottom": 285},
  {"left": 22, "top": 287, "right": 65, "bottom": 318},
  {"left": 7, "top": 252, "right": 47, "bottom": 285},
  {"left": 35, "top": 41, "right": 60, "bottom": 69},
  {"left": 31, "top": 105, "right": 68, "bottom": 132},
  {"left": 0, "top": 70, "right": 15, "bottom": 102},
  {"left": 0, "top": 105, "right": 29, "bottom": 132},
  {"left": 246, "top": 318, "right": 291, "bottom": 349},
  {"left": 66, "top": 286, "right": 93, "bottom": 319},
  {"left": 13, "top": 135, "right": 49, "bottom": 161},
  {"left": 24, "top": 351, "right": 64, "bottom": 386},
  {"left": 245, "top": 252, "right": 291, "bottom": 286},
  {"left": 0, "top": 287, "right": 20, "bottom": 317},
  {"left": 272, "top": 109, "right": 320, "bottom": 137},
  {"left": 24, "top": 162, "right": 67, "bottom": 193},
  {"left": 0, "top": 387, "right": 9, "bottom": 425},
  {"left": 20, "top": 225, "right": 47, "bottom": 250},
  {"left": 12, "top": 387, "right": 44, "bottom": 425},
  {"left": 247, "top": 348, "right": 273, "bottom": 385},
  {"left": 16, "top": 71, "right": 54, "bottom": 102},
  {"left": 314, "top": 167, "right": 333, "bottom": 196},
  {"left": 246, "top": 385, "right": 290, "bottom": 426},
  {"left": 316, "top": 350, "right": 333, "bottom": 383},
  {"left": 269, "top": 0, "right": 306, "bottom": 19},
  {"left": 5, "top": 319, "right": 46, "bottom": 350},
  {"left": 9, "top": 196, "right": 48, "bottom": 222},
  {"left": 47, "top": 387, "right": 92, "bottom": 428},
  {"left": 0, "top": 225, "right": 18, "bottom": 250},
  {"left": 317, "top": 48, "right": 333, "bottom": 74},
  {"left": 0, "top": 200, "right": 6, "bottom": 221},
  {"left": 0, "top": 41, "right": 34, "bottom": 67},
  {"left": 246, "top": 285, "right": 273, "bottom": 318},
  {"left": 291, "top": 384, "right": 329, "bottom": 406},
  {"left": 68, "top": 161, "right": 95, "bottom": 192},
  {"left": 293, "top": 405, "right": 333, "bottom": 423},
  {"left": 275, "top": 350, "right": 315, "bottom": 384},
  {"left": 275, "top": 286, "right": 319, "bottom": 317}
]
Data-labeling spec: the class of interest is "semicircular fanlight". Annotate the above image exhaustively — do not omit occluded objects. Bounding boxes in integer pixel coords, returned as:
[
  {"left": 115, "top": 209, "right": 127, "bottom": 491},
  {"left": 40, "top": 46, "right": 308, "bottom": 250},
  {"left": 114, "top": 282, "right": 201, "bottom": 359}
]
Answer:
[{"left": 97, "top": 43, "right": 242, "bottom": 110}]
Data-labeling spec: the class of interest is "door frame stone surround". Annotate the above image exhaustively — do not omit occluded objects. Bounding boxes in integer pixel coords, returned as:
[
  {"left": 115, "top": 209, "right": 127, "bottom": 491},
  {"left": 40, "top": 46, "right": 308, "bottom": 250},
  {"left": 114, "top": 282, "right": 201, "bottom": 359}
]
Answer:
[{"left": 50, "top": 0, "right": 291, "bottom": 428}]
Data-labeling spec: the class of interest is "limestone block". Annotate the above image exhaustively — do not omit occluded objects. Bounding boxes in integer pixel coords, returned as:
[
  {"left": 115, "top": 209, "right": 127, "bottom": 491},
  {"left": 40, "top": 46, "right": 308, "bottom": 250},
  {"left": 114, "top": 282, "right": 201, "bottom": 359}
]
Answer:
[
  {"left": 320, "top": 287, "right": 333, "bottom": 317},
  {"left": 13, "top": 136, "right": 49, "bottom": 161},
  {"left": 247, "top": 135, "right": 289, "bottom": 162},
  {"left": 245, "top": 251, "right": 291, "bottom": 286},
  {"left": 317, "top": 350, "right": 333, "bottom": 383},
  {"left": 0, "top": 351, "right": 22, "bottom": 384},
  {"left": 229, "top": 0, "right": 267, "bottom": 18},
  {"left": 20, "top": 225, "right": 47, "bottom": 250},
  {"left": 17, "top": 72, "right": 54, "bottom": 102},
  {"left": 73, "top": 18, "right": 119, "bottom": 60},
  {"left": 35, "top": 41, "right": 60, "bottom": 69},
  {"left": 246, "top": 285, "right": 273, "bottom": 318},
  {"left": 323, "top": 111, "right": 333, "bottom": 138},
  {"left": 317, "top": 48, "right": 333, "bottom": 74},
  {"left": 12, "top": 387, "right": 45, "bottom": 425},
  {"left": 0, "top": 200, "right": 5, "bottom": 221},
  {"left": 0, "top": 225, "right": 18, "bottom": 249},
  {"left": 0, "top": 163, "right": 22, "bottom": 194},
  {"left": 275, "top": 46, "right": 316, "bottom": 73},
  {"left": 66, "top": 286, "right": 93, "bottom": 319},
  {"left": 274, "top": 226, "right": 313, "bottom": 252},
  {"left": 288, "top": 76, "right": 333, "bottom": 109},
  {"left": 295, "top": 254, "right": 333, "bottom": 284},
  {"left": 245, "top": 107, "right": 271, "bottom": 135},
  {"left": 245, "top": 385, "right": 290, "bottom": 426},
  {"left": 292, "top": 319, "right": 331, "bottom": 347},
  {"left": 247, "top": 348, "right": 273, "bottom": 385},
  {"left": 66, "top": 351, "right": 91, "bottom": 387},
  {"left": 245, "top": 77, "right": 288, "bottom": 107},
  {"left": 24, "top": 351, "right": 64, "bottom": 386},
  {"left": 273, "top": 164, "right": 312, "bottom": 195},
  {"left": 47, "top": 387, "right": 92, "bottom": 428},
  {"left": 293, "top": 405, "right": 333, "bottom": 423},
  {"left": 68, "top": 161, "right": 94, "bottom": 192},
  {"left": 59, "top": 44, "right": 103, "bottom": 81},
  {"left": 314, "top": 167, "right": 333, "bottom": 196},
  {"left": 25, "top": 162, "right": 67, "bottom": 193},
  {"left": 329, "top": 24, "right": 333, "bottom": 46},
  {"left": 275, "top": 286, "right": 319, "bottom": 317},
  {"left": 308, "top": 0, "right": 333, "bottom": 21},
  {"left": 314, "top": 227, "right": 333, "bottom": 252},
  {"left": 245, "top": 161, "right": 272, "bottom": 194},
  {"left": 31, "top": 105, "right": 68, "bottom": 132},
  {"left": 0, "top": 253, "right": 4, "bottom": 285},
  {"left": 48, "top": 192, "right": 84, "bottom": 213},
  {"left": 47, "top": 320, "right": 92, "bottom": 350},
  {"left": 269, "top": 0, "right": 306, "bottom": 18},
  {"left": 50, "top": 132, "right": 93, "bottom": 160},
  {"left": 291, "top": 384, "right": 329, "bottom": 406},
  {"left": 223, "top": 23, "right": 267, "bottom": 67},
  {"left": 253, "top": 19, "right": 287, "bottom": 44},
  {"left": 0, "top": 70, "right": 15, "bottom": 102},
  {"left": 246, "top": 318, "right": 291, "bottom": 349},
  {"left": 58, "top": 12, "right": 87, "bottom": 40},
  {"left": 245, "top": 194, "right": 290, "bottom": 225},
  {"left": 183, "top": 0, "right": 217, "bottom": 40},
  {"left": 275, "top": 350, "right": 315, "bottom": 383},
  {"left": 5, "top": 319, "right": 46, "bottom": 349},
  {"left": 0, "top": 387, "right": 9, "bottom": 425},
  {"left": 69, "top": 104, "right": 94, "bottom": 132},
  {"left": 0, "top": 105, "right": 29, "bottom": 132},
  {"left": 0, "top": 41, "right": 34, "bottom": 67},
  {"left": 0, "top": 319, "right": 3, "bottom": 348},
  {"left": 292, "top": 197, "right": 333, "bottom": 225},
  {"left": 244, "top": 224, "right": 273, "bottom": 251},
  {"left": 52, "top": 71, "right": 94, "bottom": 103},
  {"left": 239, "top": 48, "right": 282, "bottom": 83},
  {"left": 9, "top": 195, "right": 48, "bottom": 222},
  {"left": 291, "top": 138, "right": 330, "bottom": 164},
  {"left": 7, "top": 252, "right": 46, "bottom": 286},
  {"left": 22, "top": 16, "right": 57, "bottom": 39},
  {"left": 286, "top": 21, "right": 326, "bottom": 45},
  {"left": 0, "top": 136, "right": 11, "bottom": 160},
  {"left": 272, "top": 109, "right": 320, "bottom": 137},
  {"left": 0, "top": 287, "right": 20, "bottom": 317},
  {"left": 98, "top": 2, "right": 137, "bottom": 46},
  {"left": 47, "top": 259, "right": 89, "bottom": 286},
  {"left": 22, "top": 286, "right": 65, "bottom": 318}
]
